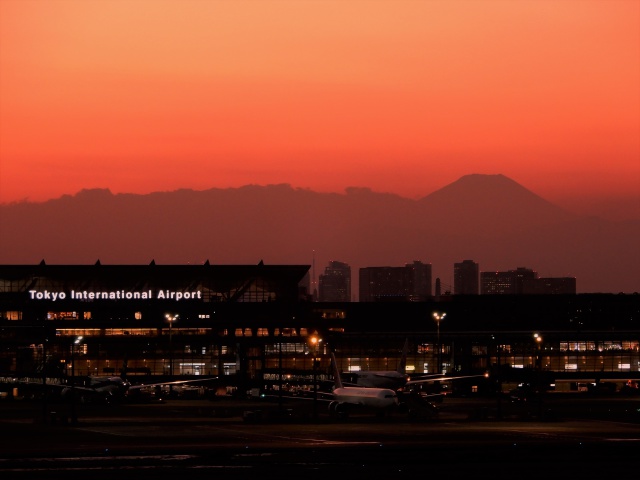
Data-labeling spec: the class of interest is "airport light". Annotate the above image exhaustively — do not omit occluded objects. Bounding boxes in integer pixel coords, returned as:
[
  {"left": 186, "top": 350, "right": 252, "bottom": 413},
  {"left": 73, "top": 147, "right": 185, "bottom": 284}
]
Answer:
[
  {"left": 533, "top": 333, "right": 543, "bottom": 367},
  {"left": 533, "top": 333, "right": 543, "bottom": 366},
  {"left": 309, "top": 334, "right": 322, "bottom": 420},
  {"left": 42, "top": 330, "right": 48, "bottom": 424},
  {"left": 70, "top": 335, "right": 84, "bottom": 425},
  {"left": 533, "top": 332, "right": 544, "bottom": 418},
  {"left": 433, "top": 312, "right": 446, "bottom": 374},
  {"left": 278, "top": 327, "right": 283, "bottom": 412},
  {"left": 493, "top": 334, "right": 503, "bottom": 420},
  {"left": 165, "top": 314, "right": 178, "bottom": 377}
]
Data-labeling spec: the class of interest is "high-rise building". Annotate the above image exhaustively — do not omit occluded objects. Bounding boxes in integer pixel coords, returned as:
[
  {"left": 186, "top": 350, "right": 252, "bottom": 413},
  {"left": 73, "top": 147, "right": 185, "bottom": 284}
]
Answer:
[
  {"left": 481, "top": 267, "right": 538, "bottom": 294},
  {"left": 454, "top": 260, "right": 479, "bottom": 295},
  {"left": 479, "top": 267, "right": 574, "bottom": 294},
  {"left": 359, "top": 267, "right": 404, "bottom": 302},
  {"left": 481, "top": 271, "right": 517, "bottom": 294},
  {"left": 512, "top": 267, "right": 537, "bottom": 294},
  {"left": 318, "top": 261, "right": 351, "bottom": 302},
  {"left": 405, "top": 261, "right": 432, "bottom": 300},
  {"left": 359, "top": 261, "right": 432, "bottom": 302},
  {"left": 522, "top": 277, "right": 577, "bottom": 294}
]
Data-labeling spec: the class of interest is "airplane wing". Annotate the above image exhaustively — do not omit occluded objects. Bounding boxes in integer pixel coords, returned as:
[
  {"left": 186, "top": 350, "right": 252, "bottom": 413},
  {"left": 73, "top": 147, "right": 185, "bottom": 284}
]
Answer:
[
  {"left": 405, "top": 373, "right": 488, "bottom": 386},
  {"left": 12, "top": 377, "right": 77, "bottom": 390},
  {"left": 128, "top": 376, "right": 219, "bottom": 391},
  {"left": 11, "top": 375, "right": 219, "bottom": 396}
]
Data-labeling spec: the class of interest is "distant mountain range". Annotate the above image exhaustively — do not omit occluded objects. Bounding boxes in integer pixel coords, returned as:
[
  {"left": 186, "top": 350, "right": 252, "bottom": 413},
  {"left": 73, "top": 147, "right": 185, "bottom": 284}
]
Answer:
[{"left": 0, "top": 174, "right": 638, "bottom": 294}]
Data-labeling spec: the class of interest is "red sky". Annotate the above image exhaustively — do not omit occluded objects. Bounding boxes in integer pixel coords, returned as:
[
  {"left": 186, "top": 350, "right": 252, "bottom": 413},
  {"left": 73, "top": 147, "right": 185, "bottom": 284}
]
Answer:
[{"left": 1, "top": 0, "right": 638, "bottom": 220}]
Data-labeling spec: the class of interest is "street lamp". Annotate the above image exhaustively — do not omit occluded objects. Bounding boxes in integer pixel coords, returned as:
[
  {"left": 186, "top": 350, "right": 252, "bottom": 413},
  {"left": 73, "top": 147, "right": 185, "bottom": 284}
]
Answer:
[
  {"left": 533, "top": 332, "right": 543, "bottom": 418},
  {"left": 309, "top": 334, "right": 322, "bottom": 420},
  {"left": 493, "top": 335, "right": 503, "bottom": 420},
  {"left": 533, "top": 333, "right": 543, "bottom": 369},
  {"left": 70, "top": 335, "right": 84, "bottom": 425},
  {"left": 433, "top": 312, "right": 446, "bottom": 374},
  {"left": 165, "top": 314, "right": 178, "bottom": 377}
]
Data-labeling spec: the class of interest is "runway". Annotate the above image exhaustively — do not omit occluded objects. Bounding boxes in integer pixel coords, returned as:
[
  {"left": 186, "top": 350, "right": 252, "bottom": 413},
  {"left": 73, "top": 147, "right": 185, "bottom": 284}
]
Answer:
[{"left": 1, "top": 395, "right": 639, "bottom": 478}]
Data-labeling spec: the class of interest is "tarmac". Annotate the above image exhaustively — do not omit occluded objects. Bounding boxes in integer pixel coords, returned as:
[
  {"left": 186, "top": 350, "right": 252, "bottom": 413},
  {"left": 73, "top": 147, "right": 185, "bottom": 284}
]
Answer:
[{"left": 1, "top": 394, "right": 639, "bottom": 479}]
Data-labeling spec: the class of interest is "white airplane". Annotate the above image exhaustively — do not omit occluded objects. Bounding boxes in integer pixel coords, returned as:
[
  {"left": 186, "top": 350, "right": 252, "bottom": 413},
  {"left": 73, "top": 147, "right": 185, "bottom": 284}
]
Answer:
[
  {"left": 15, "top": 371, "right": 218, "bottom": 405},
  {"left": 342, "top": 338, "right": 411, "bottom": 389},
  {"left": 63, "top": 375, "right": 219, "bottom": 404},
  {"left": 341, "top": 339, "right": 488, "bottom": 393},
  {"left": 328, "top": 352, "right": 399, "bottom": 418}
]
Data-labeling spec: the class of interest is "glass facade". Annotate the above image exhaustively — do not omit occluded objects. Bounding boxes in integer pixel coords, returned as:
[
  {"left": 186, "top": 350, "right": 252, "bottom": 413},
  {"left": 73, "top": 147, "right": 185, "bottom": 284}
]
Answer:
[{"left": 1, "top": 264, "right": 638, "bottom": 397}]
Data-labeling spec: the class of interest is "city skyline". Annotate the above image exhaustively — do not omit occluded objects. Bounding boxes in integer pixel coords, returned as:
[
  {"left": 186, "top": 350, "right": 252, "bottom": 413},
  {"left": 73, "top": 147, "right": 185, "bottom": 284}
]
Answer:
[
  {"left": 1, "top": 1, "right": 638, "bottom": 222},
  {"left": 315, "top": 259, "right": 576, "bottom": 300}
]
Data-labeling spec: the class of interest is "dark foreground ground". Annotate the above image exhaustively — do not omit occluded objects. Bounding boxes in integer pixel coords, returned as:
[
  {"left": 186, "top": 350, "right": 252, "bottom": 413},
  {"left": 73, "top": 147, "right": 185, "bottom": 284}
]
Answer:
[{"left": 1, "top": 393, "right": 639, "bottom": 479}]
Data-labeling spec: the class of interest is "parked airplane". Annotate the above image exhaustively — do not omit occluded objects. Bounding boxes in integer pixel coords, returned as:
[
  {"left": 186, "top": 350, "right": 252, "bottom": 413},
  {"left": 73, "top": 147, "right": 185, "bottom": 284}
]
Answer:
[
  {"left": 341, "top": 338, "right": 411, "bottom": 389},
  {"left": 342, "top": 338, "right": 487, "bottom": 393},
  {"left": 13, "top": 369, "right": 218, "bottom": 405},
  {"left": 328, "top": 352, "right": 399, "bottom": 418},
  {"left": 62, "top": 374, "right": 219, "bottom": 404}
]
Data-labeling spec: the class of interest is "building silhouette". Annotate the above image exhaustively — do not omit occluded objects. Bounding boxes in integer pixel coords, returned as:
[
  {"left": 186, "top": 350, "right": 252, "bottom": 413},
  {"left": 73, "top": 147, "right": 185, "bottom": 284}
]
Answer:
[
  {"left": 481, "top": 267, "right": 536, "bottom": 294},
  {"left": 454, "top": 260, "right": 479, "bottom": 295},
  {"left": 522, "top": 276, "right": 577, "bottom": 294},
  {"left": 359, "top": 261, "right": 432, "bottom": 302},
  {"left": 318, "top": 261, "right": 351, "bottom": 302},
  {"left": 481, "top": 267, "right": 576, "bottom": 294},
  {"left": 0, "top": 261, "right": 634, "bottom": 400},
  {"left": 405, "top": 261, "right": 432, "bottom": 300}
]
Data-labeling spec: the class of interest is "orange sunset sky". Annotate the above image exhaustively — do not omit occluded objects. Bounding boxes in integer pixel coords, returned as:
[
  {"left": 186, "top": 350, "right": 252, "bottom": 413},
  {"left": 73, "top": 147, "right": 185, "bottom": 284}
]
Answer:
[{"left": 1, "top": 0, "right": 639, "bottom": 219}]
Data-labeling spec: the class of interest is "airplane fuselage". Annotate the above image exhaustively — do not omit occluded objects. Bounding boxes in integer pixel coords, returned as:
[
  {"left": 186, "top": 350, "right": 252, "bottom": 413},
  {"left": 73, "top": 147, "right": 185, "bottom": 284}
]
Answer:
[
  {"left": 333, "top": 386, "right": 398, "bottom": 409},
  {"left": 350, "top": 371, "right": 408, "bottom": 390}
]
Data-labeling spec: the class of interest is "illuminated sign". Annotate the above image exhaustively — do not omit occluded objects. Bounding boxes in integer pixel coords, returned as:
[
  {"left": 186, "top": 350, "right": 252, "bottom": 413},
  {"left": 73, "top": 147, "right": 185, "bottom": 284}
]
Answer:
[{"left": 28, "top": 290, "right": 202, "bottom": 301}]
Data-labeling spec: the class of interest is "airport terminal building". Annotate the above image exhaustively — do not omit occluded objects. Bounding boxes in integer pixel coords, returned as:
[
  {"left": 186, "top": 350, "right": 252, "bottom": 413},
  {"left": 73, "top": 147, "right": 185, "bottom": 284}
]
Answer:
[{"left": 1, "top": 262, "right": 639, "bottom": 395}]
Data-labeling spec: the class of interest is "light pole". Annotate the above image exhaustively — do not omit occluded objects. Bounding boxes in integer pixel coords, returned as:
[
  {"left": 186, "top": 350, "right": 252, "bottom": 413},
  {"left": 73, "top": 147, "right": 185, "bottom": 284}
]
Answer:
[
  {"left": 533, "top": 333, "right": 542, "bottom": 374},
  {"left": 534, "top": 332, "right": 543, "bottom": 418},
  {"left": 165, "top": 314, "right": 178, "bottom": 377},
  {"left": 42, "top": 329, "right": 48, "bottom": 424},
  {"left": 433, "top": 312, "right": 446, "bottom": 374},
  {"left": 494, "top": 335, "right": 503, "bottom": 420},
  {"left": 278, "top": 328, "right": 283, "bottom": 412},
  {"left": 70, "top": 335, "right": 83, "bottom": 425},
  {"left": 309, "top": 334, "right": 322, "bottom": 420}
]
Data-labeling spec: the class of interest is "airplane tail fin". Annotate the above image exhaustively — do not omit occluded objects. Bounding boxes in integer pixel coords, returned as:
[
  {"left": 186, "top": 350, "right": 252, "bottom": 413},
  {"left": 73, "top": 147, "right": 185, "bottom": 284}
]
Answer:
[
  {"left": 330, "top": 352, "right": 344, "bottom": 389},
  {"left": 397, "top": 338, "right": 409, "bottom": 374}
]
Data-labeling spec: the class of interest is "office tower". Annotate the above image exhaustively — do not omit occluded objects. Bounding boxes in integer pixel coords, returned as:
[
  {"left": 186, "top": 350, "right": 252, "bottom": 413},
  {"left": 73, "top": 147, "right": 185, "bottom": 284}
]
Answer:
[
  {"left": 481, "top": 267, "right": 538, "bottom": 294},
  {"left": 318, "top": 261, "right": 351, "bottom": 302},
  {"left": 522, "top": 277, "right": 577, "bottom": 294},
  {"left": 512, "top": 267, "right": 537, "bottom": 294},
  {"left": 405, "top": 260, "right": 432, "bottom": 300},
  {"left": 481, "top": 271, "right": 517, "bottom": 294},
  {"left": 359, "top": 267, "right": 404, "bottom": 302},
  {"left": 454, "top": 260, "right": 479, "bottom": 295},
  {"left": 359, "top": 261, "right": 432, "bottom": 302}
]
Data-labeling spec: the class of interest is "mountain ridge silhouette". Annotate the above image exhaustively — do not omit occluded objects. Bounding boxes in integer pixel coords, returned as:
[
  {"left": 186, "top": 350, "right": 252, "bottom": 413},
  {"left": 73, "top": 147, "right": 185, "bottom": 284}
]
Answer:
[{"left": 0, "top": 174, "right": 637, "bottom": 294}]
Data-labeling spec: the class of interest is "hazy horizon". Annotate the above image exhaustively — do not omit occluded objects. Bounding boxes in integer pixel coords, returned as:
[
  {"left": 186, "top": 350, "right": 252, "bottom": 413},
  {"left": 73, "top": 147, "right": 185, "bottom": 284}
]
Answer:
[
  {"left": 2, "top": 175, "right": 638, "bottom": 223},
  {"left": 1, "top": 173, "right": 638, "bottom": 295},
  {"left": 1, "top": 1, "right": 638, "bottom": 221}
]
